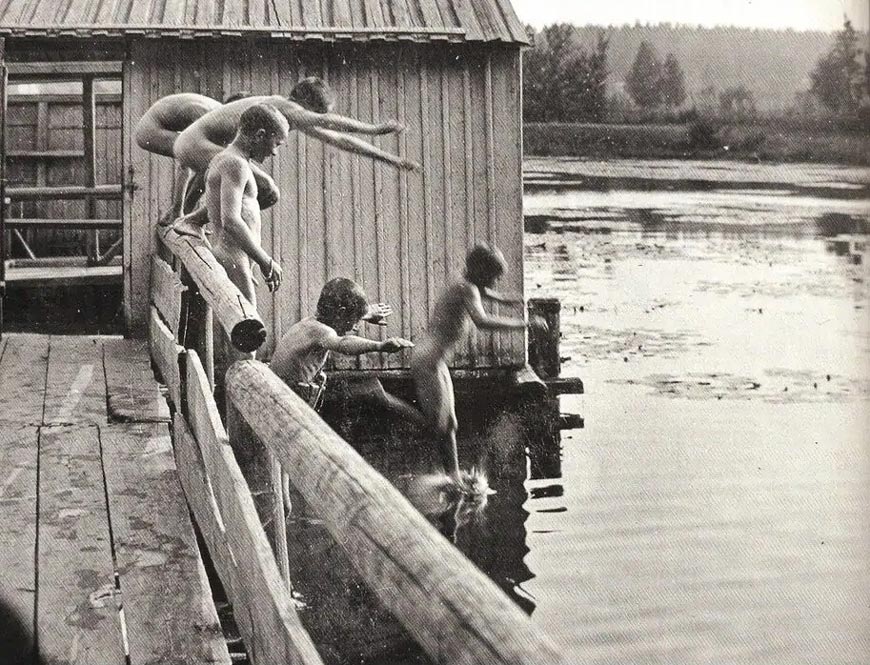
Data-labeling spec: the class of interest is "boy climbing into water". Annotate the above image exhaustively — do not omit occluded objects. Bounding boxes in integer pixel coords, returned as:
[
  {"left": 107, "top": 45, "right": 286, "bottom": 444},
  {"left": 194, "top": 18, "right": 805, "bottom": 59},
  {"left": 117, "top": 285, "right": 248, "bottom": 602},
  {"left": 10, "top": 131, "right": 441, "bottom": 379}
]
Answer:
[
  {"left": 270, "top": 277, "right": 415, "bottom": 413},
  {"left": 409, "top": 245, "right": 546, "bottom": 486}
]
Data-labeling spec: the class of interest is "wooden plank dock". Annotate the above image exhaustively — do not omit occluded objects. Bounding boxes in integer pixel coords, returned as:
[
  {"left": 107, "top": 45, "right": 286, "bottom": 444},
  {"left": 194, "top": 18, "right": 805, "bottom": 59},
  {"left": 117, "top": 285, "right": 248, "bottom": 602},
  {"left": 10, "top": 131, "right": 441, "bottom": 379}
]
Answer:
[{"left": 0, "top": 333, "right": 230, "bottom": 665}]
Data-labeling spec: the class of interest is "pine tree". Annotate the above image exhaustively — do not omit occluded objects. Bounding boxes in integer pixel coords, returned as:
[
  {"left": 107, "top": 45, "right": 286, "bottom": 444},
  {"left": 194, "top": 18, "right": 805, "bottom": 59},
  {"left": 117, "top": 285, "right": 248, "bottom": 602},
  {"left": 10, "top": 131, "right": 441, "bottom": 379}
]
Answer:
[
  {"left": 659, "top": 53, "right": 686, "bottom": 108},
  {"left": 809, "top": 18, "right": 864, "bottom": 114},
  {"left": 626, "top": 41, "right": 662, "bottom": 108}
]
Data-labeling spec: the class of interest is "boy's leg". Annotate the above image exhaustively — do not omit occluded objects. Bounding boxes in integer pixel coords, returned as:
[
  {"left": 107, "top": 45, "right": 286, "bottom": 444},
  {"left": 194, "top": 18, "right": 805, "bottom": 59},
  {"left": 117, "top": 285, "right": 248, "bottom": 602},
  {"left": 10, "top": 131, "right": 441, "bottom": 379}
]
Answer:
[
  {"left": 133, "top": 118, "right": 178, "bottom": 158},
  {"left": 351, "top": 377, "right": 428, "bottom": 427},
  {"left": 413, "top": 361, "right": 461, "bottom": 483}
]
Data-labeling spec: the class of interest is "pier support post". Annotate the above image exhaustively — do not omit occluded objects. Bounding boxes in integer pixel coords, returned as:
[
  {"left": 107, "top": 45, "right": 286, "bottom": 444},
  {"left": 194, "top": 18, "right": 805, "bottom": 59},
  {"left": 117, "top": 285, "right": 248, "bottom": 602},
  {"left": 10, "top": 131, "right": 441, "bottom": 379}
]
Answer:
[{"left": 528, "top": 297, "right": 561, "bottom": 379}]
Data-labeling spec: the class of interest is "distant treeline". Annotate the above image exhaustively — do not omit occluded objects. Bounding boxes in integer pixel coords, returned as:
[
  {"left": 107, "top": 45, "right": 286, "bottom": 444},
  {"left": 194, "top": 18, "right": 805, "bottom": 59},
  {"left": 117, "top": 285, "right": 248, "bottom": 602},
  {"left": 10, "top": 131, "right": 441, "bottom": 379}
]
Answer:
[
  {"left": 524, "top": 22, "right": 870, "bottom": 118},
  {"left": 567, "top": 23, "right": 837, "bottom": 112}
]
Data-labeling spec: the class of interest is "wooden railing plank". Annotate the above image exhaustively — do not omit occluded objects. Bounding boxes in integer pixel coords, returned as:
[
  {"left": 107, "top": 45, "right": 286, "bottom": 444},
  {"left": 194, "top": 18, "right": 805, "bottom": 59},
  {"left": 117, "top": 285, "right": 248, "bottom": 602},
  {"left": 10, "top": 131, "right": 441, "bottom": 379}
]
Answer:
[
  {"left": 150, "top": 256, "right": 187, "bottom": 336},
  {"left": 184, "top": 352, "right": 323, "bottom": 665},
  {"left": 159, "top": 229, "right": 266, "bottom": 353},
  {"left": 101, "top": 422, "right": 231, "bottom": 665},
  {"left": 148, "top": 307, "right": 184, "bottom": 409},
  {"left": 226, "top": 360, "right": 564, "bottom": 665},
  {"left": 6, "top": 184, "right": 123, "bottom": 200},
  {"left": 173, "top": 414, "right": 239, "bottom": 602}
]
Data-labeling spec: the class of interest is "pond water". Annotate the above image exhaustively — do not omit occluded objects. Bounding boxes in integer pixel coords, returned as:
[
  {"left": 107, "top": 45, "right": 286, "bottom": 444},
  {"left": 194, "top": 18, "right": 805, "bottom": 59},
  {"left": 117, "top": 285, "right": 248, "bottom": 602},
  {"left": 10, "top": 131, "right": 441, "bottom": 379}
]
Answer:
[{"left": 290, "top": 158, "right": 870, "bottom": 665}]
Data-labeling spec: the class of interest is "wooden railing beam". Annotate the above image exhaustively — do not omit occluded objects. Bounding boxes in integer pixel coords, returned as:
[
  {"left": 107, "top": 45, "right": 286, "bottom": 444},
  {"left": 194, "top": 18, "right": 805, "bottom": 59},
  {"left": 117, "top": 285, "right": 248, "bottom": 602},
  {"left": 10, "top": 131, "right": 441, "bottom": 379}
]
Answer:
[
  {"left": 226, "top": 360, "right": 564, "bottom": 665},
  {"left": 160, "top": 228, "right": 266, "bottom": 354}
]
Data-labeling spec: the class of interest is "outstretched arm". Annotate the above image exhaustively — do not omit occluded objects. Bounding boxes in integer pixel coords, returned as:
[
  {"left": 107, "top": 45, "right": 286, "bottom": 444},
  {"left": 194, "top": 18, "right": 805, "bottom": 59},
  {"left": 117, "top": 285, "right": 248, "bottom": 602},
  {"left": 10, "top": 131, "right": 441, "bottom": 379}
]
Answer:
[
  {"left": 465, "top": 285, "right": 529, "bottom": 331},
  {"left": 322, "top": 334, "right": 412, "bottom": 356},
  {"left": 303, "top": 127, "right": 420, "bottom": 171},
  {"left": 481, "top": 287, "right": 524, "bottom": 306},
  {"left": 272, "top": 98, "right": 403, "bottom": 135}
]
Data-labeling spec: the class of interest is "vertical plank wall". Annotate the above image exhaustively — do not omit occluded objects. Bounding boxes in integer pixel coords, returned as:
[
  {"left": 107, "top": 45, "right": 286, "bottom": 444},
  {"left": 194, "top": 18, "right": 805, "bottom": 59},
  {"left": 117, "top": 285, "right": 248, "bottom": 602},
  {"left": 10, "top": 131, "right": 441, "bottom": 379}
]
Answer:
[{"left": 126, "top": 41, "right": 524, "bottom": 369}]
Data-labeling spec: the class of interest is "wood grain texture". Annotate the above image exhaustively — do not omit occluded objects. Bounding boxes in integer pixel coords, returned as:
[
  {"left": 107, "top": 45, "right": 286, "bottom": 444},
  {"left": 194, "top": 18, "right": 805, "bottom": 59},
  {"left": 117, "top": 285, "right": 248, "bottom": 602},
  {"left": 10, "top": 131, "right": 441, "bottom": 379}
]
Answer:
[
  {"left": 159, "top": 228, "right": 266, "bottom": 354},
  {"left": 43, "top": 336, "right": 107, "bottom": 425},
  {"left": 184, "top": 352, "right": 324, "bottom": 665},
  {"left": 150, "top": 255, "right": 187, "bottom": 336},
  {"left": 226, "top": 360, "right": 564, "bottom": 665},
  {"left": 148, "top": 306, "right": 184, "bottom": 409},
  {"left": 37, "top": 425, "right": 125, "bottom": 664},
  {"left": 0, "top": 424, "right": 39, "bottom": 659},
  {"left": 101, "top": 422, "right": 231, "bottom": 665},
  {"left": 0, "top": 334, "right": 48, "bottom": 424},
  {"left": 103, "top": 338, "right": 171, "bottom": 423}
]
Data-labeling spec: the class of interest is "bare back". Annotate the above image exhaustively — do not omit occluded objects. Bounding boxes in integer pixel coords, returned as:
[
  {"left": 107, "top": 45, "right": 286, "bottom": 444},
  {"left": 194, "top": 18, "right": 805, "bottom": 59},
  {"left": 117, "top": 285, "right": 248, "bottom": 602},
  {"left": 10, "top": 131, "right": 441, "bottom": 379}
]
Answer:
[
  {"left": 270, "top": 318, "right": 334, "bottom": 385},
  {"left": 181, "top": 95, "right": 292, "bottom": 146},
  {"left": 146, "top": 93, "right": 222, "bottom": 131}
]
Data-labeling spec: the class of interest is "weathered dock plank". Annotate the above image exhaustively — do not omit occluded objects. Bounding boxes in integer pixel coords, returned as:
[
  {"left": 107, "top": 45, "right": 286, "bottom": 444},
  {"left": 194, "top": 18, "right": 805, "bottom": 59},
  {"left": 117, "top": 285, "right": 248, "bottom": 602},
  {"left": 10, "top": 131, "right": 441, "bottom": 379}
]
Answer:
[
  {"left": 101, "top": 422, "right": 230, "bottom": 665},
  {"left": 103, "top": 338, "right": 170, "bottom": 423},
  {"left": 0, "top": 424, "right": 39, "bottom": 659},
  {"left": 44, "top": 336, "right": 108, "bottom": 425},
  {"left": 184, "top": 352, "right": 324, "bottom": 665},
  {"left": 0, "top": 334, "right": 49, "bottom": 424},
  {"left": 37, "top": 425, "right": 125, "bottom": 664}
]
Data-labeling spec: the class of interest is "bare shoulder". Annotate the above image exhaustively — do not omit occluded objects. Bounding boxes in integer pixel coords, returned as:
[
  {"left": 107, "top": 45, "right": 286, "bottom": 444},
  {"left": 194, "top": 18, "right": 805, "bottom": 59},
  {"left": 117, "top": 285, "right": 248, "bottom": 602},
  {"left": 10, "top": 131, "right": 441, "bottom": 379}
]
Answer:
[{"left": 211, "top": 150, "right": 250, "bottom": 178}]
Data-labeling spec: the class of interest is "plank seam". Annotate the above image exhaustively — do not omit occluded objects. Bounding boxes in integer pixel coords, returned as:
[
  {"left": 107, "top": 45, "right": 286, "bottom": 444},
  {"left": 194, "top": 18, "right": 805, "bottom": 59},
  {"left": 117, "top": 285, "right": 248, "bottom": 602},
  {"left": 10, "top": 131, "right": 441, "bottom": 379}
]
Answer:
[{"left": 94, "top": 423, "right": 130, "bottom": 662}]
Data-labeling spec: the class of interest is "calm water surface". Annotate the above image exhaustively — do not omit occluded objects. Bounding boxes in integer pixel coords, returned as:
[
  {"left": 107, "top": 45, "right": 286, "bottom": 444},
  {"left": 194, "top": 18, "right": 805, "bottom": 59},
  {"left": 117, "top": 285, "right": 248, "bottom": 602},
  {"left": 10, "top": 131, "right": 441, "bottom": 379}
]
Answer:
[{"left": 292, "top": 158, "right": 870, "bottom": 665}]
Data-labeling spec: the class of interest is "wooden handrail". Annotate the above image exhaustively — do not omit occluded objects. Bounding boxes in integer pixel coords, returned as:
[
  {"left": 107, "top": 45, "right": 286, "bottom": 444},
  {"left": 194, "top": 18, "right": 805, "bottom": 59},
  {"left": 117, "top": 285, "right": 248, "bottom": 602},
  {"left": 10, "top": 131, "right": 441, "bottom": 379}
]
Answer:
[
  {"left": 159, "top": 228, "right": 266, "bottom": 353},
  {"left": 226, "top": 360, "right": 564, "bottom": 665}
]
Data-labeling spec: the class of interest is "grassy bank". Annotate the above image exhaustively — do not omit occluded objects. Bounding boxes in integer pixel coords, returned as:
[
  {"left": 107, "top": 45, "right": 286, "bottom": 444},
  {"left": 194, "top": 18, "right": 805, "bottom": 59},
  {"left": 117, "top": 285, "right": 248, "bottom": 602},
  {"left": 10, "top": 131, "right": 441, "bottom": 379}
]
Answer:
[{"left": 524, "top": 121, "right": 870, "bottom": 165}]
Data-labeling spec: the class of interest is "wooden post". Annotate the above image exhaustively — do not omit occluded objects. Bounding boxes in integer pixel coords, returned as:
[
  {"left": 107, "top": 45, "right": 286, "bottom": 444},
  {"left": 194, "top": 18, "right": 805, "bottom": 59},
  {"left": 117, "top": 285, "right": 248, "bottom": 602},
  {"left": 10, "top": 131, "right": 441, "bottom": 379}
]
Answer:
[
  {"left": 82, "top": 75, "right": 98, "bottom": 262},
  {"left": 226, "top": 360, "right": 564, "bottom": 665},
  {"left": 527, "top": 297, "right": 561, "bottom": 379},
  {"left": 0, "top": 38, "right": 5, "bottom": 337}
]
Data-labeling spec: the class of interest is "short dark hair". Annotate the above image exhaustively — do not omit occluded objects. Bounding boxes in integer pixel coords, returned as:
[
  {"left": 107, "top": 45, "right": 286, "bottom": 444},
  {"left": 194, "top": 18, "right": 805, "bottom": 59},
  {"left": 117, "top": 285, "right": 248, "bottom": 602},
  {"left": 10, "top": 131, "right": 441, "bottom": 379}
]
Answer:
[
  {"left": 289, "top": 77, "right": 335, "bottom": 114},
  {"left": 465, "top": 244, "right": 507, "bottom": 287},
  {"left": 316, "top": 277, "right": 369, "bottom": 331},
  {"left": 223, "top": 90, "right": 250, "bottom": 104},
  {"left": 238, "top": 103, "right": 288, "bottom": 138}
]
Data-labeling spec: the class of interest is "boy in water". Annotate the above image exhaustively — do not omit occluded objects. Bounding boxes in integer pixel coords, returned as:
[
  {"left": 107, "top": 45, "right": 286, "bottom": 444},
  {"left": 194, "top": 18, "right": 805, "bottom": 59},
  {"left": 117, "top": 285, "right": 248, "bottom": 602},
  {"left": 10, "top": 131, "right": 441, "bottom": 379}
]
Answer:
[
  {"left": 197, "top": 103, "right": 288, "bottom": 328},
  {"left": 409, "top": 245, "right": 546, "bottom": 486},
  {"left": 172, "top": 76, "right": 418, "bottom": 237},
  {"left": 270, "top": 277, "right": 414, "bottom": 413}
]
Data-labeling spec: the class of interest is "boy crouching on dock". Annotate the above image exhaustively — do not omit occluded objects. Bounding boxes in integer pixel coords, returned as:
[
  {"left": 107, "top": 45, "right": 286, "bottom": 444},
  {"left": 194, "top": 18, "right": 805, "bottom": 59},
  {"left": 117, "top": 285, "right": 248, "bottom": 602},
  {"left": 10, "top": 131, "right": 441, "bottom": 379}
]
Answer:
[{"left": 270, "top": 277, "right": 414, "bottom": 412}]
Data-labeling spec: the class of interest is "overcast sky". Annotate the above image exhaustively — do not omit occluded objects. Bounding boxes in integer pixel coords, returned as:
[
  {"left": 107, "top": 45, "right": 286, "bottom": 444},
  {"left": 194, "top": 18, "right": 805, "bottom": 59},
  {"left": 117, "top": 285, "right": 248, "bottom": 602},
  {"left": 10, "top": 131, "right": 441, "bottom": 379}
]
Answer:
[{"left": 511, "top": 0, "right": 870, "bottom": 32}]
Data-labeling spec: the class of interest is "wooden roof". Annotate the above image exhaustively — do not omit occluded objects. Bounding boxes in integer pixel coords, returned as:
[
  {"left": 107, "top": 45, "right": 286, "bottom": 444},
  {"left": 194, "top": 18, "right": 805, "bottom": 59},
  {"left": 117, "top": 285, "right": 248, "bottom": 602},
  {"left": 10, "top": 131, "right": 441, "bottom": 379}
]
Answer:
[{"left": 0, "top": 0, "right": 530, "bottom": 44}]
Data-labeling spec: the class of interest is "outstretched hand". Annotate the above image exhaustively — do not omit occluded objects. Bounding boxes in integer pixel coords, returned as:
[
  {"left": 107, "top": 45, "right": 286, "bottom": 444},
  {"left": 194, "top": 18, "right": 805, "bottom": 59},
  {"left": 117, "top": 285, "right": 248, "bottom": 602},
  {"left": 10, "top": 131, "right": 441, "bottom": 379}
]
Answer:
[
  {"left": 362, "top": 302, "right": 393, "bottom": 326},
  {"left": 262, "top": 258, "right": 283, "bottom": 293},
  {"left": 381, "top": 337, "right": 414, "bottom": 353},
  {"left": 376, "top": 120, "right": 405, "bottom": 135}
]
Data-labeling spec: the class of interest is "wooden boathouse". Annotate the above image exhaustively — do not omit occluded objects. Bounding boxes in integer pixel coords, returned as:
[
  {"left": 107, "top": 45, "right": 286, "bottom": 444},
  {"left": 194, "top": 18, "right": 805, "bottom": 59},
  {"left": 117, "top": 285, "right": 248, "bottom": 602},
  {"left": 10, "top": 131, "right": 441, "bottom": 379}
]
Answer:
[
  {"left": 0, "top": 1, "right": 579, "bottom": 664},
  {"left": 0, "top": 0, "right": 532, "bottom": 370}
]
